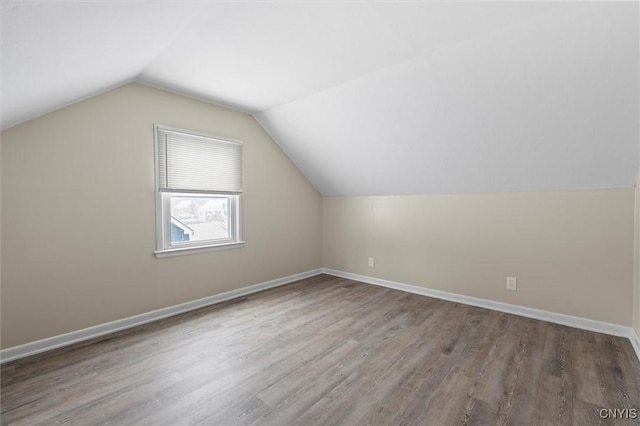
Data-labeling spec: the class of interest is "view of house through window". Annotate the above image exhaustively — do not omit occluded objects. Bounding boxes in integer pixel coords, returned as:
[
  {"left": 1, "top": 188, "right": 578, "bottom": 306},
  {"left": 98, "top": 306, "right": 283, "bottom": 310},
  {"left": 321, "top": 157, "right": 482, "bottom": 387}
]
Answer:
[{"left": 169, "top": 196, "right": 230, "bottom": 244}]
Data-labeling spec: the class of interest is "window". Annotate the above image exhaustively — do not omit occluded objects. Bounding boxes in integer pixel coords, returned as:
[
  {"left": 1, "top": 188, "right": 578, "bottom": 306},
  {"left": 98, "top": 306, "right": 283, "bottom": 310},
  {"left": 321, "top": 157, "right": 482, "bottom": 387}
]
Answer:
[{"left": 154, "top": 125, "right": 243, "bottom": 257}]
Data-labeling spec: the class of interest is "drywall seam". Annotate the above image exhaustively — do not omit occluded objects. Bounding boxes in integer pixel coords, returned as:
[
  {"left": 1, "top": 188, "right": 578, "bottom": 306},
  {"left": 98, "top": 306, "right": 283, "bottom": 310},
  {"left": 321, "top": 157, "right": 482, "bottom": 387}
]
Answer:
[
  {"left": 323, "top": 268, "right": 640, "bottom": 363},
  {"left": 0, "top": 269, "right": 323, "bottom": 363}
]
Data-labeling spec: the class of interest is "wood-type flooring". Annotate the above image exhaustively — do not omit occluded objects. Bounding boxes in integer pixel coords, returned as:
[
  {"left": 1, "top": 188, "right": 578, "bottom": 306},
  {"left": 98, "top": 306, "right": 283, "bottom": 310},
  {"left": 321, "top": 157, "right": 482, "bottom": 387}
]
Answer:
[{"left": 2, "top": 274, "right": 640, "bottom": 425}]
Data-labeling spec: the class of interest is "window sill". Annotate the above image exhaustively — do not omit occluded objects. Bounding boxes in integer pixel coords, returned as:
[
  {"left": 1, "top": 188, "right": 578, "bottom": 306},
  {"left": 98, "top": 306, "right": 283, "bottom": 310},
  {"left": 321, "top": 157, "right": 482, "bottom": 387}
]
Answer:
[{"left": 154, "top": 241, "right": 245, "bottom": 258}]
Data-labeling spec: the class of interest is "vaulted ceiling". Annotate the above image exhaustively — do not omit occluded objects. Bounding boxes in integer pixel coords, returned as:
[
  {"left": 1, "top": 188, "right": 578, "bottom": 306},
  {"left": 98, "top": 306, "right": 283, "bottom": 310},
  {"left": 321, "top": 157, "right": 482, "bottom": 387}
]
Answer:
[{"left": 2, "top": 1, "right": 638, "bottom": 196}]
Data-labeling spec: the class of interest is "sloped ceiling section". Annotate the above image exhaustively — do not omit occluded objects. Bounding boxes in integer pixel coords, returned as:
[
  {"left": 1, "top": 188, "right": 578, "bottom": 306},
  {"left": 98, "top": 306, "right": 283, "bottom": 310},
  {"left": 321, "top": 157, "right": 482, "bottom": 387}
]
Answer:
[
  {"left": 1, "top": 1, "right": 208, "bottom": 129},
  {"left": 255, "top": 2, "right": 640, "bottom": 195},
  {"left": 2, "top": 1, "right": 638, "bottom": 196}
]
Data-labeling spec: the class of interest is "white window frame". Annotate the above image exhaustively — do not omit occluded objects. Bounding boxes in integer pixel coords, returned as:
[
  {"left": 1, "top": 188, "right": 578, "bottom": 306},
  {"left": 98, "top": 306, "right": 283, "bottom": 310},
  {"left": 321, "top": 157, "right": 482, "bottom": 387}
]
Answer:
[{"left": 153, "top": 125, "right": 244, "bottom": 258}]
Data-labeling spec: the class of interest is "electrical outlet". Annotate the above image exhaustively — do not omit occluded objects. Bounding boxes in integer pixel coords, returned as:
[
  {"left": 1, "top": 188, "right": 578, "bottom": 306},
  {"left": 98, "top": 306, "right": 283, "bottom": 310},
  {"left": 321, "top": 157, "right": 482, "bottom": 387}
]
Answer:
[
  {"left": 368, "top": 257, "right": 375, "bottom": 267},
  {"left": 506, "top": 276, "right": 517, "bottom": 291}
]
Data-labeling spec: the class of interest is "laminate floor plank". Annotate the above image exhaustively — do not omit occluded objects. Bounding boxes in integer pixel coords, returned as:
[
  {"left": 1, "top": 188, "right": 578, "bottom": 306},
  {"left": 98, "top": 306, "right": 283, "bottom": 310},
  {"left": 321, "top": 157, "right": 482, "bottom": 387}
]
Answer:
[
  {"left": 532, "top": 325, "right": 574, "bottom": 425},
  {"left": 2, "top": 274, "right": 639, "bottom": 425}
]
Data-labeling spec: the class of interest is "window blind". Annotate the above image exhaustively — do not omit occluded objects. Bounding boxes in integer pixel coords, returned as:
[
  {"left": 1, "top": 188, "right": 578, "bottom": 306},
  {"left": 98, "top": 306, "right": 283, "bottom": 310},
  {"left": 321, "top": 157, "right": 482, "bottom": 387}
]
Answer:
[{"left": 156, "top": 126, "right": 242, "bottom": 194}]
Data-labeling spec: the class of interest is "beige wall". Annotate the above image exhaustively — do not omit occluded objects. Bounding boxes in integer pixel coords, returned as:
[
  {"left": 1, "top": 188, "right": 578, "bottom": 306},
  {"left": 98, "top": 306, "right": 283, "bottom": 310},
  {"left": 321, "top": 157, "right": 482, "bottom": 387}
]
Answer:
[
  {"left": 324, "top": 190, "right": 634, "bottom": 326},
  {"left": 1, "top": 83, "right": 322, "bottom": 349},
  {"left": 634, "top": 170, "right": 640, "bottom": 334}
]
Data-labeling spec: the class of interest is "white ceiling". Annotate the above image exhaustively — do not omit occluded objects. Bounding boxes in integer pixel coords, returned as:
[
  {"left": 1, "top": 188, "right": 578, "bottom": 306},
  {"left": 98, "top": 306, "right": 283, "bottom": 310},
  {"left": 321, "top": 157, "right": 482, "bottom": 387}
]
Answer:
[{"left": 2, "top": 1, "right": 638, "bottom": 196}]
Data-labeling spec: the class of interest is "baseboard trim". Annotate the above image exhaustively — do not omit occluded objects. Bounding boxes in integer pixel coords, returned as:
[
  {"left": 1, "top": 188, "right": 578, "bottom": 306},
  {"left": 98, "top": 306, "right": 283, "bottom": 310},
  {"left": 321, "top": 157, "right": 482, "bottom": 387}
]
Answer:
[
  {"left": 3, "top": 268, "right": 639, "bottom": 365},
  {"left": 0, "top": 269, "right": 323, "bottom": 364},
  {"left": 323, "top": 268, "right": 640, "bottom": 363}
]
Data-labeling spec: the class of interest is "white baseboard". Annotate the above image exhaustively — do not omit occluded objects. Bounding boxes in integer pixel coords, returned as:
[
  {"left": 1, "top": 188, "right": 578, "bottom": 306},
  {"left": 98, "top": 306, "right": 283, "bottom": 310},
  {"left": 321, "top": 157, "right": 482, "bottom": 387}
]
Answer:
[
  {"left": 0, "top": 269, "right": 323, "bottom": 364},
  {"left": 3, "top": 268, "right": 639, "bottom": 365},
  {"left": 323, "top": 268, "right": 640, "bottom": 363}
]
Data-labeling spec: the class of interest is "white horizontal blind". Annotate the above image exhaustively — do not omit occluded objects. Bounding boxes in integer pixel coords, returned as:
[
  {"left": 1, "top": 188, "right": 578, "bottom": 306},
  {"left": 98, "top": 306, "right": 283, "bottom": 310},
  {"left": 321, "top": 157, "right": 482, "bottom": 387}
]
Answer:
[{"left": 156, "top": 126, "right": 242, "bottom": 194}]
